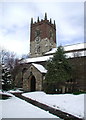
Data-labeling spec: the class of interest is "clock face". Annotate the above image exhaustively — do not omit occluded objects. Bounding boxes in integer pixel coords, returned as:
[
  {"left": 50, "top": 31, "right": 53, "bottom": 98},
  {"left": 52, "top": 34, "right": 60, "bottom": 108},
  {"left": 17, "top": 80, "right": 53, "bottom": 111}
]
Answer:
[
  {"left": 35, "top": 29, "right": 40, "bottom": 38},
  {"left": 35, "top": 36, "right": 40, "bottom": 43}
]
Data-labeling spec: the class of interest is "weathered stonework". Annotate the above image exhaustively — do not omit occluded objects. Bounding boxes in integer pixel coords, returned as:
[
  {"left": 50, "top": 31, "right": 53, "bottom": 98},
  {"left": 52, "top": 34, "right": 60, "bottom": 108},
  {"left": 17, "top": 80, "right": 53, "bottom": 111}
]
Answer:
[
  {"left": 23, "top": 64, "right": 45, "bottom": 91},
  {"left": 30, "top": 13, "right": 56, "bottom": 57},
  {"left": 30, "top": 38, "right": 56, "bottom": 57}
]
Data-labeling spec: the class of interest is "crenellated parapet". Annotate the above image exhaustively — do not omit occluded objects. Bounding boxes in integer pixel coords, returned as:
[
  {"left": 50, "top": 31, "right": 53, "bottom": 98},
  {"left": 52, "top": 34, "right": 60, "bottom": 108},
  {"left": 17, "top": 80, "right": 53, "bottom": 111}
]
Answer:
[{"left": 30, "top": 13, "right": 56, "bottom": 30}]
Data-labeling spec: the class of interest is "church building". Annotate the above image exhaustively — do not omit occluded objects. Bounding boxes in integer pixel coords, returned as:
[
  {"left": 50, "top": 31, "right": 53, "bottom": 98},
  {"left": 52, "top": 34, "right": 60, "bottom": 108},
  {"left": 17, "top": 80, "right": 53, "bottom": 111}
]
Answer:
[{"left": 14, "top": 13, "right": 86, "bottom": 93}]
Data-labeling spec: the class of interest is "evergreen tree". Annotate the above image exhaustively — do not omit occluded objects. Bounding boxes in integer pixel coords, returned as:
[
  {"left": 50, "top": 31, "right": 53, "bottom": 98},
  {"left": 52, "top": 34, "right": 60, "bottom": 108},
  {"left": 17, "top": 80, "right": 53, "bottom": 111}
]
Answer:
[
  {"left": 44, "top": 46, "right": 73, "bottom": 93},
  {"left": 0, "top": 48, "right": 18, "bottom": 90},
  {"left": 1, "top": 63, "right": 12, "bottom": 91}
]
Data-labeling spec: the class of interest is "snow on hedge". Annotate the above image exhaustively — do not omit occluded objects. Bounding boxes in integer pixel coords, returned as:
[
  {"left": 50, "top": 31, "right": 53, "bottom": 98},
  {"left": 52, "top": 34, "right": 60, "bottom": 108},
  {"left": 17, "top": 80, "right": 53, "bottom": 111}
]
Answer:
[
  {"left": 0, "top": 89, "right": 23, "bottom": 95},
  {"left": 22, "top": 91, "right": 85, "bottom": 119},
  {"left": 8, "top": 89, "right": 23, "bottom": 93},
  {"left": 0, "top": 90, "right": 13, "bottom": 97}
]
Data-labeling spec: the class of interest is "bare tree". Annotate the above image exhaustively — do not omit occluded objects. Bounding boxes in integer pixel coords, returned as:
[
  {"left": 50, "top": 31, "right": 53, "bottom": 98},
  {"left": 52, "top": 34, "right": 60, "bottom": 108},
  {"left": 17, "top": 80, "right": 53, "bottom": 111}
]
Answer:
[{"left": 1, "top": 49, "right": 17, "bottom": 70}]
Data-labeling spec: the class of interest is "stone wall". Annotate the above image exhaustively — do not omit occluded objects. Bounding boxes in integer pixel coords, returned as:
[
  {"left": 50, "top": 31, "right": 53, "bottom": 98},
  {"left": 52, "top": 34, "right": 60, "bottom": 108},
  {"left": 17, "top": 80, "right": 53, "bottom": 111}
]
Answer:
[
  {"left": 23, "top": 64, "right": 43, "bottom": 91},
  {"left": 30, "top": 17, "right": 56, "bottom": 58},
  {"left": 68, "top": 56, "right": 86, "bottom": 91},
  {"left": 30, "top": 38, "right": 56, "bottom": 57},
  {"left": 30, "top": 19, "right": 56, "bottom": 43}
]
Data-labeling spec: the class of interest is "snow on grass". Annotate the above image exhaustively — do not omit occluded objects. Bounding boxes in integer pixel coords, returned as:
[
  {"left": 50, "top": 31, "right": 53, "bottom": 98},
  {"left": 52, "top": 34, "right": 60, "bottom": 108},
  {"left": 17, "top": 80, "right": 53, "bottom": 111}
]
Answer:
[
  {"left": 0, "top": 92, "right": 58, "bottom": 118},
  {"left": 22, "top": 91, "right": 85, "bottom": 119}
]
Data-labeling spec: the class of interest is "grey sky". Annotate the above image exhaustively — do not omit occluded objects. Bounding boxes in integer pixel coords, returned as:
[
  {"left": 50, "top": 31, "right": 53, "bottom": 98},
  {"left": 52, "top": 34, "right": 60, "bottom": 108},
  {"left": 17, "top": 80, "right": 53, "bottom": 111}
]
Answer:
[{"left": 0, "top": 1, "right": 84, "bottom": 56}]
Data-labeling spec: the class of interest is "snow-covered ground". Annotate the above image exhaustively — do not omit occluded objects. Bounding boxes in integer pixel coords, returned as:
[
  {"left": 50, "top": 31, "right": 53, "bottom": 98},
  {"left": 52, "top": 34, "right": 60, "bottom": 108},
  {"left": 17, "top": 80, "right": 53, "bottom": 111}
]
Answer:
[
  {"left": 0, "top": 91, "right": 58, "bottom": 119},
  {"left": 22, "top": 91, "right": 85, "bottom": 119},
  {"left": 0, "top": 90, "right": 85, "bottom": 119}
]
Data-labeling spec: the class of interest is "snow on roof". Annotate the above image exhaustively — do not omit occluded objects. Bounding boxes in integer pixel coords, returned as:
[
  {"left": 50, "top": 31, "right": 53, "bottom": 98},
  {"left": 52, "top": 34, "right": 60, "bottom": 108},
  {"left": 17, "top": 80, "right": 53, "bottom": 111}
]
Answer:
[
  {"left": 20, "top": 51, "right": 86, "bottom": 64},
  {"left": 45, "top": 43, "right": 86, "bottom": 55},
  {"left": 65, "top": 50, "right": 86, "bottom": 58},
  {"left": 45, "top": 48, "right": 57, "bottom": 55},
  {"left": 20, "top": 43, "right": 86, "bottom": 64},
  {"left": 64, "top": 43, "right": 86, "bottom": 51},
  {"left": 32, "top": 63, "right": 47, "bottom": 73},
  {"left": 20, "top": 55, "right": 53, "bottom": 64}
]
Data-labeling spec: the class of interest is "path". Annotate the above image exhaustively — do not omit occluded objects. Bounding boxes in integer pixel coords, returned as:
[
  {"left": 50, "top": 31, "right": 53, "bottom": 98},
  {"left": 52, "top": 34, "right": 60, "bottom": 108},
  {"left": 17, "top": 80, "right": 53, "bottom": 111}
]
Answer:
[{"left": 12, "top": 92, "right": 83, "bottom": 120}]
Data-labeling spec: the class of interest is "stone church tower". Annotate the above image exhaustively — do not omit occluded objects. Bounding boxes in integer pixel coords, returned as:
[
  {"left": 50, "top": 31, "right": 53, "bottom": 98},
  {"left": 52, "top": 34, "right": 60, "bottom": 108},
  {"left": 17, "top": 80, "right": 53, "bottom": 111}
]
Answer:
[{"left": 30, "top": 13, "right": 56, "bottom": 57}]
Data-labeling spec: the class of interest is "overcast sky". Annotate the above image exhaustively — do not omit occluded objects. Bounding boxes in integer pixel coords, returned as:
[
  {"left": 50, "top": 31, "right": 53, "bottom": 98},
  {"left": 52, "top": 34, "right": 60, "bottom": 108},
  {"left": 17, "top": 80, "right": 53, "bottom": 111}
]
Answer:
[{"left": 0, "top": 1, "right": 84, "bottom": 57}]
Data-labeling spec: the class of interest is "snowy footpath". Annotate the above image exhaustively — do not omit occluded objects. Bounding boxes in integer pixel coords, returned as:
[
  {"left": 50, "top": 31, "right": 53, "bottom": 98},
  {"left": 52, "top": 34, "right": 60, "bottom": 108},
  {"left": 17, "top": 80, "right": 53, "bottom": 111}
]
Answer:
[
  {"left": 0, "top": 91, "right": 58, "bottom": 119},
  {"left": 0, "top": 90, "right": 85, "bottom": 119},
  {"left": 22, "top": 91, "right": 85, "bottom": 119}
]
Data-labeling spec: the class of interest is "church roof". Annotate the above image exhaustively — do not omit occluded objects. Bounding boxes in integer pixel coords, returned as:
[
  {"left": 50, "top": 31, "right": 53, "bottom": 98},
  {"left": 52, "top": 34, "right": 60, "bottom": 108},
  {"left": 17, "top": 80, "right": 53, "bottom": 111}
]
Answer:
[
  {"left": 20, "top": 55, "right": 53, "bottom": 64},
  {"left": 20, "top": 43, "right": 86, "bottom": 64},
  {"left": 32, "top": 63, "right": 47, "bottom": 73},
  {"left": 45, "top": 43, "right": 86, "bottom": 55}
]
